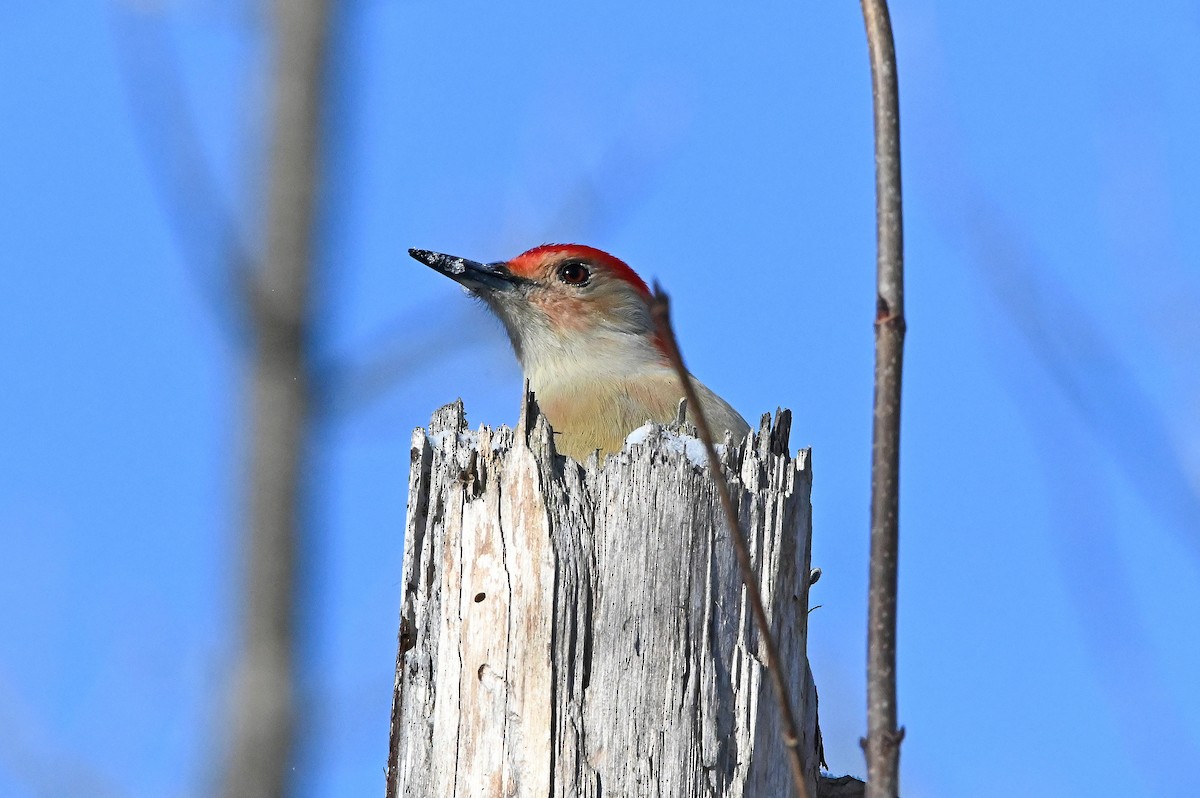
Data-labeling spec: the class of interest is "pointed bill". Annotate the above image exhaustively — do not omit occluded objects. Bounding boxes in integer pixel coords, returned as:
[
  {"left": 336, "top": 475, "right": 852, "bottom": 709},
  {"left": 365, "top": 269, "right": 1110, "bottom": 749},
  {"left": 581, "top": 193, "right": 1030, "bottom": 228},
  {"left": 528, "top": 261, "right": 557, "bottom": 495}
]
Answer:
[{"left": 408, "top": 248, "right": 525, "bottom": 293}]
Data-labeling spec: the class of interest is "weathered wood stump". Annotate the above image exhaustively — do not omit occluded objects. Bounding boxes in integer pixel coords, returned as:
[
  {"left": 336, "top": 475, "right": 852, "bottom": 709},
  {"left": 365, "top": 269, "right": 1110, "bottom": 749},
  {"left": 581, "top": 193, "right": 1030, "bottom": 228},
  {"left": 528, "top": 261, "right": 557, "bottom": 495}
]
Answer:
[{"left": 387, "top": 394, "right": 821, "bottom": 797}]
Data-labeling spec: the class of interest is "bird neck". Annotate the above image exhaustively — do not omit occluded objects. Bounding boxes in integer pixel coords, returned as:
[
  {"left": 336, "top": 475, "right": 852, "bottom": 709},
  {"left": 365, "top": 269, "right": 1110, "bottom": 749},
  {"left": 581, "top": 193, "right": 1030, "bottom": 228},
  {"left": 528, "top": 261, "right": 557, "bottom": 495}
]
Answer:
[{"left": 519, "top": 326, "right": 670, "bottom": 399}]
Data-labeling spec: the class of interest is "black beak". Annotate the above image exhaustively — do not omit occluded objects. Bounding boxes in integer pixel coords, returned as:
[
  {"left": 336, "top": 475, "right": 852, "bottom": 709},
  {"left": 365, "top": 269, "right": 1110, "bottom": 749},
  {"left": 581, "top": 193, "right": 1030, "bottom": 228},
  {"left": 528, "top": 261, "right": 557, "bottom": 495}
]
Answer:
[{"left": 409, "top": 248, "right": 522, "bottom": 292}]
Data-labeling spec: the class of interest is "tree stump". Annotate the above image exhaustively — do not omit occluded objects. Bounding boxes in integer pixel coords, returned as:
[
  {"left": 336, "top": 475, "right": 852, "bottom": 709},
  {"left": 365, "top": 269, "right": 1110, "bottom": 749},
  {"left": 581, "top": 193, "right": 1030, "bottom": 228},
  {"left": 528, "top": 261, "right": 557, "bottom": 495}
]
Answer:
[{"left": 386, "top": 394, "right": 821, "bottom": 797}]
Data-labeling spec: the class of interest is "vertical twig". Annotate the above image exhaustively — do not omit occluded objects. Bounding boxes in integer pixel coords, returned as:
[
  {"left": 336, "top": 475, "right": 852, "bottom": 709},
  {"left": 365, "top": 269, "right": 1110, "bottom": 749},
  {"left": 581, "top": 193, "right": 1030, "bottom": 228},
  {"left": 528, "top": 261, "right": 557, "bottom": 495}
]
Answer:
[
  {"left": 221, "top": 1, "right": 330, "bottom": 796},
  {"left": 650, "top": 289, "right": 811, "bottom": 798},
  {"left": 859, "top": 2, "right": 906, "bottom": 797}
]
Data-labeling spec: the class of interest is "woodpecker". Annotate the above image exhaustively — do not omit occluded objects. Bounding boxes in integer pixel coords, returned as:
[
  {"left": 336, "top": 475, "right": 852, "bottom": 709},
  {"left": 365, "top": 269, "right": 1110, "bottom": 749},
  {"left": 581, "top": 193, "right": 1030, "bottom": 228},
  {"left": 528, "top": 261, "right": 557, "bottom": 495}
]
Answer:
[{"left": 410, "top": 244, "right": 750, "bottom": 461}]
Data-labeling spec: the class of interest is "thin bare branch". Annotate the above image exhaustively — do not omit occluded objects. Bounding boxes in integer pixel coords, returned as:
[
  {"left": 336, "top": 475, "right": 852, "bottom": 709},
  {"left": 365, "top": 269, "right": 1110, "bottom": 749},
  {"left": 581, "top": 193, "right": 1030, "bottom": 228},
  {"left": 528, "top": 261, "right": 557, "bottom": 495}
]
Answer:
[
  {"left": 858, "top": 1, "right": 906, "bottom": 797},
  {"left": 650, "top": 287, "right": 811, "bottom": 798}
]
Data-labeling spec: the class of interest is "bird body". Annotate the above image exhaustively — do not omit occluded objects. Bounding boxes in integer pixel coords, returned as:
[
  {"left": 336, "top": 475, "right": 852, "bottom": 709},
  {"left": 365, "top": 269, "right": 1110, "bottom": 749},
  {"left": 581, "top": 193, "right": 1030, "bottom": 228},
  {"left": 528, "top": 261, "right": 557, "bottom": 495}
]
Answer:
[{"left": 410, "top": 244, "right": 749, "bottom": 461}]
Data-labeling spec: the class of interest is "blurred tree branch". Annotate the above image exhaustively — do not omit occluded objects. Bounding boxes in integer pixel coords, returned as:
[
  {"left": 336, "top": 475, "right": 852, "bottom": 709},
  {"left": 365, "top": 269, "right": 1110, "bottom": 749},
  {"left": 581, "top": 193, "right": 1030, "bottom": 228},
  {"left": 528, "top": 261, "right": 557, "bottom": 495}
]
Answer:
[
  {"left": 968, "top": 199, "right": 1200, "bottom": 550},
  {"left": 0, "top": 675, "right": 125, "bottom": 798},
  {"left": 109, "top": 4, "right": 257, "bottom": 343},
  {"left": 908, "top": 31, "right": 1200, "bottom": 791},
  {"left": 311, "top": 303, "right": 504, "bottom": 420},
  {"left": 219, "top": 0, "right": 329, "bottom": 796}
]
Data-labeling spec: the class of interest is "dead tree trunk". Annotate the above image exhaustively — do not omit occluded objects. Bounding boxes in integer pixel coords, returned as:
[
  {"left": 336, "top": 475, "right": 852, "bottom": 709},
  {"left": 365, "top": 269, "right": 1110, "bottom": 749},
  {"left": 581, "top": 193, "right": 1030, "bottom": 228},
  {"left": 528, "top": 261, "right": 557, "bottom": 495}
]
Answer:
[{"left": 386, "top": 395, "right": 821, "bottom": 797}]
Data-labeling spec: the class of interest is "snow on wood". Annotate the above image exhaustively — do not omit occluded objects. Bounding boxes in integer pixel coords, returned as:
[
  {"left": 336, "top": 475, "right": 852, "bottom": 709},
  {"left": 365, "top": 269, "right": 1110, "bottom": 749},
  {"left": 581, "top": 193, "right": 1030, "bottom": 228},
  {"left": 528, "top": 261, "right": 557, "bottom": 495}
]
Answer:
[{"left": 387, "top": 394, "right": 821, "bottom": 797}]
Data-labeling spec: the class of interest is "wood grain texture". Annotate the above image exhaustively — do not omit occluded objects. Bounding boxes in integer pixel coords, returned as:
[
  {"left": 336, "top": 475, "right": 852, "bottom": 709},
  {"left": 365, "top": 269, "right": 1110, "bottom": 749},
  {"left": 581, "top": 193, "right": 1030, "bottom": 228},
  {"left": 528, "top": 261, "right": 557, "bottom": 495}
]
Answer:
[{"left": 388, "top": 396, "right": 820, "bottom": 797}]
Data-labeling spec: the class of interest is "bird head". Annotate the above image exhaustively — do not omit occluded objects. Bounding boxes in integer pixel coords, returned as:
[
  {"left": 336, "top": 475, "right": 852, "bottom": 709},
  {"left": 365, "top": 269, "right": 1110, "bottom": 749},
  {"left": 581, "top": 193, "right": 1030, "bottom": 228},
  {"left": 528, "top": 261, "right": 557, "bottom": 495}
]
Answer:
[{"left": 410, "top": 244, "right": 665, "bottom": 384}]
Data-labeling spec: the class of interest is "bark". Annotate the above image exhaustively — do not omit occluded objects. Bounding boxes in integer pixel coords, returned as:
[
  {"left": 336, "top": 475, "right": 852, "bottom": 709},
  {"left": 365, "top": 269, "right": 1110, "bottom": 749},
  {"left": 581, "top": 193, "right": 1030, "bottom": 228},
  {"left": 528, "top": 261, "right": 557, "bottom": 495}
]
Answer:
[{"left": 387, "top": 397, "right": 821, "bottom": 797}]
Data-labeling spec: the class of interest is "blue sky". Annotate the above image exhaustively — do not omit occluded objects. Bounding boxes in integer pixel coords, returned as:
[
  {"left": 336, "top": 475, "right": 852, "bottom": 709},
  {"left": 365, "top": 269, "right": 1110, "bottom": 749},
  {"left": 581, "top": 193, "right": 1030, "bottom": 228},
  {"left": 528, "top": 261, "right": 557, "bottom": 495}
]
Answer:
[{"left": 2, "top": 1, "right": 1199, "bottom": 796}]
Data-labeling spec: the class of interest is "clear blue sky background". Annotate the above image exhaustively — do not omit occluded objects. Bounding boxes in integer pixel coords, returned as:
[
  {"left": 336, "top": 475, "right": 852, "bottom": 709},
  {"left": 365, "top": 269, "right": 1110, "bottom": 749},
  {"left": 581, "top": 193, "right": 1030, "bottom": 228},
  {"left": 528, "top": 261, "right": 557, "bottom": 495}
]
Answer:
[{"left": 2, "top": 1, "right": 1198, "bottom": 796}]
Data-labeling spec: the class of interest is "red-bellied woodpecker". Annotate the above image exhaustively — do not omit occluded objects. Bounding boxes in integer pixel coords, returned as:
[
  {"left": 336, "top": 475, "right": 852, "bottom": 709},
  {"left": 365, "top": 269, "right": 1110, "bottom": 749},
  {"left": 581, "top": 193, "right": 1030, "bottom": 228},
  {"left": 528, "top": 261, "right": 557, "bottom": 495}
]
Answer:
[{"left": 410, "top": 244, "right": 750, "bottom": 461}]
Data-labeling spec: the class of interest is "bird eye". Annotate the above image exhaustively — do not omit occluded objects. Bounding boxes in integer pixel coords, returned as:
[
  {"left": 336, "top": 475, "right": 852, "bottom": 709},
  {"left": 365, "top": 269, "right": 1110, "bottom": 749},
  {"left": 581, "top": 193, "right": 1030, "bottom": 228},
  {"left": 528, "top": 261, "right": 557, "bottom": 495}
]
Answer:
[{"left": 557, "top": 261, "right": 590, "bottom": 286}]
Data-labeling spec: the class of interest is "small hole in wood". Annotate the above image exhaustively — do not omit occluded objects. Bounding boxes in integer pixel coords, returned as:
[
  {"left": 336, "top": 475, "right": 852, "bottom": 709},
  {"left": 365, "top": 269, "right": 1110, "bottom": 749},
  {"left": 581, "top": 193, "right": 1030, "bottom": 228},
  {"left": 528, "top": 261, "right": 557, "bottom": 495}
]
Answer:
[{"left": 474, "top": 592, "right": 486, "bottom": 603}]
